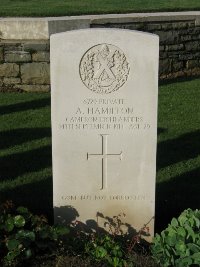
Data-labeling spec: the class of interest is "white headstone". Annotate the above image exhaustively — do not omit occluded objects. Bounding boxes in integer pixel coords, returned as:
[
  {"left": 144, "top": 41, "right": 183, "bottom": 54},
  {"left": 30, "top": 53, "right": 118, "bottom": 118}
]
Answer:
[{"left": 51, "top": 29, "right": 159, "bottom": 241}]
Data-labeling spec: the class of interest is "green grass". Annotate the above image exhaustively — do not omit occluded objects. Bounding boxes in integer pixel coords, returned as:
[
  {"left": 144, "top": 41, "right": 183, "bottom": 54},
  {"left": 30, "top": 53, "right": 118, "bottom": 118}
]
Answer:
[
  {"left": 0, "top": 94, "right": 52, "bottom": 219},
  {"left": 156, "top": 78, "right": 200, "bottom": 232},
  {"left": 0, "top": 0, "right": 200, "bottom": 17},
  {"left": 0, "top": 78, "right": 200, "bottom": 233}
]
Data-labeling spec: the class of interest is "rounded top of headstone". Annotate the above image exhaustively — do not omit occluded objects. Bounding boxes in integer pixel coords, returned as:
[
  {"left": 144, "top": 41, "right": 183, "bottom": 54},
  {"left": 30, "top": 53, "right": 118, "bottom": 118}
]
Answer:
[{"left": 79, "top": 43, "right": 130, "bottom": 94}]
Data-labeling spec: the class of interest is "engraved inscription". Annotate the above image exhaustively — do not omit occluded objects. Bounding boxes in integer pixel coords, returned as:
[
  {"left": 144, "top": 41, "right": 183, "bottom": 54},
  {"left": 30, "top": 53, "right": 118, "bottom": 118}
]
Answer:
[
  {"left": 87, "top": 134, "right": 122, "bottom": 190},
  {"left": 58, "top": 98, "right": 152, "bottom": 131},
  {"left": 80, "top": 44, "right": 130, "bottom": 94},
  {"left": 61, "top": 195, "right": 147, "bottom": 201}
]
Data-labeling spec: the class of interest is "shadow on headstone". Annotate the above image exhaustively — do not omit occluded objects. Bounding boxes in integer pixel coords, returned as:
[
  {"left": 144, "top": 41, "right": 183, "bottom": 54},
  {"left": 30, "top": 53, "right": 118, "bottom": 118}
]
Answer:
[{"left": 54, "top": 205, "right": 151, "bottom": 245}]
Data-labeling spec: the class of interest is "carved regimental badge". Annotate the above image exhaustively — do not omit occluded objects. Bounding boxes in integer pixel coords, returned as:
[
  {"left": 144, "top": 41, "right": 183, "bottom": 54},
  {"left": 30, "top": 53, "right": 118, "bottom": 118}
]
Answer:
[{"left": 79, "top": 44, "right": 130, "bottom": 94}]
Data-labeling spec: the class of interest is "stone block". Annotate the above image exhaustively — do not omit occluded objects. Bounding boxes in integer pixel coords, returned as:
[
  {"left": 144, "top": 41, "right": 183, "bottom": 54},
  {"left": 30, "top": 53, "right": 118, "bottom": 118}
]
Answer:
[
  {"left": 32, "top": 51, "right": 50, "bottom": 62},
  {"left": 191, "top": 35, "right": 200, "bottom": 41},
  {"left": 3, "top": 77, "right": 21, "bottom": 85},
  {"left": 0, "top": 20, "right": 49, "bottom": 40},
  {"left": 172, "top": 22, "right": 194, "bottom": 30},
  {"left": 4, "top": 43, "right": 23, "bottom": 52},
  {"left": 147, "top": 23, "right": 162, "bottom": 31},
  {"left": 159, "top": 51, "right": 168, "bottom": 59},
  {"left": 159, "top": 59, "right": 171, "bottom": 75},
  {"left": 21, "top": 62, "right": 50, "bottom": 84},
  {"left": 48, "top": 18, "right": 90, "bottom": 35},
  {"left": 114, "top": 23, "right": 141, "bottom": 30},
  {"left": 180, "top": 35, "right": 192, "bottom": 42},
  {"left": 192, "top": 27, "right": 200, "bottom": 34},
  {"left": 185, "top": 41, "right": 200, "bottom": 51},
  {"left": 186, "top": 60, "right": 200, "bottom": 69},
  {"left": 161, "top": 23, "right": 173, "bottom": 30},
  {"left": 160, "top": 21, "right": 194, "bottom": 31},
  {"left": 23, "top": 42, "right": 49, "bottom": 52},
  {"left": 166, "top": 44, "right": 184, "bottom": 51},
  {"left": 0, "top": 47, "right": 3, "bottom": 62},
  {"left": 172, "top": 61, "right": 184, "bottom": 72},
  {"left": 125, "top": 23, "right": 144, "bottom": 30},
  {"left": 5, "top": 51, "right": 31, "bottom": 63},
  {"left": 159, "top": 45, "right": 165, "bottom": 52},
  {"left": 154, "top": 30, "right": 179, "bottom": 45},
  {"left": 0, "top": 63, "right": 19, "bottom": 77},
  {"left": 179, "top": 53, "right": 195, "bottom": 60},
  {"left": 17, "top": 84, "right": 50, "bottom": 92},
  {"left": 167, "top": 51, "right": 180, "bottom": 59}
]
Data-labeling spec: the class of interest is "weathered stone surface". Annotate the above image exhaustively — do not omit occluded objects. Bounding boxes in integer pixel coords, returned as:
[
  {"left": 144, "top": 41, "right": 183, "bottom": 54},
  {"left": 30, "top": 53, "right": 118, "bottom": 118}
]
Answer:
[
  {"left": 0, "top": 12, "right": 200, "bottom": 39},
  {"left": 4, "top": 43, "right": 23, "bottom": 52},
  {"left": 178, "top": 53, "right": 195, "bottom": 60},
  {"left": 5, "top": 51, "right": 31, "bottom": 63},
  {"left": 0, "top": 63, "right": 19, "bottom": 77},
  {"left": 161, "top": 21, "right": 194, "bottom": 30},
  {"left": 32, "top": 51, "right": 50, "bottom": 62},
  {"left": 48, "top": 19, "right": 90, "bottom": 35},
  {"left": 165, "top": 50, "right": 186, "bottom": 59},
  {"left": 51, "top": 29, "right": 159, "bottom": 241},
  {"left": 166, "top": 44, "right": 184, "bottom": 51},
  {"left": 147, "top": 23, "right": 162, "bottom": 31},
  {"left": 0, "top": 78, "right": 3, "bottom": 86},
  {"left": 159, "top": 45, "right": 165, "bottom": 51},
  {"left": 16, "top": 84, "right": 50, "bottom": 92},
  {"left": 172, "top": 61, "right": 184, "bottom": 71},
  {"left": 23, "top": 42, "right": 49, "bottom": 52},
  {"left": 159, "top": 59, "right": 171, "bottom": 75},
  {"left": 154, "top": 30, "right": 179, "bottom": 45},
  {"left": 185, "top": 41, "right": 200, "bottom": 51},
  {"left": 0, "top": 47, "right": 3, "bottom": 62},
  {"left": 191, "top": 35, "right": 200, "bottom": 41},
  {"left": 160, "top": 23, "right": 174, "bottom": 30},
  {"left": 185, "top": 67, "right": 200, "bottom": 76},
  {"left": 159, "top": 51, "right": 167, "bottom": 59},
  {"left": 0, "top": 14, "right": 200, "bottom": 85},
  {"left": 0, "top": 20, "right": 49, "bottom": 40},
  {"left": 187, "top": 60, "right": 200, "bottom": 69},
  {"left": 180, "top": 35, "right": 192, "bottom": 42},
  {"left": 124, "top": 23, "right": 144, "bottom": 30},
  {"left": 192, "top": 27, "right": 200, "bottom": 34},
  {"left": 3, "top": 77, "right": 21, "bottom": 84},
  {"left": 21, "top": 62, "right": 50, "bottom": 84}
]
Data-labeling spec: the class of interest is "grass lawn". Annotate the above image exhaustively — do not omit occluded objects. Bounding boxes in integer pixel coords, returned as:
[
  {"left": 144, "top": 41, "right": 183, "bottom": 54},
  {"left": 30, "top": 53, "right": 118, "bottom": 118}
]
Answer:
[
  {"left": 0, "top": 78, "right": 200, "bottom": 234},
  {"left": 0, "top": 0, "right": 200, "bottom": 17}
]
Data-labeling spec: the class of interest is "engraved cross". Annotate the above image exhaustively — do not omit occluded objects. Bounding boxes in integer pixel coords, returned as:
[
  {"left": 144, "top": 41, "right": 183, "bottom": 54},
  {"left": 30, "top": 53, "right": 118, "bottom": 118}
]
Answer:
[{"left": 87, "top": 134, "right": 122, "bottom": 190}]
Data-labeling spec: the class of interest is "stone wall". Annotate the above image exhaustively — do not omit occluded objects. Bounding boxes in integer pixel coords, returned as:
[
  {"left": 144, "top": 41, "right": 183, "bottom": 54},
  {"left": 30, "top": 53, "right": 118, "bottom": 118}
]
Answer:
[
  {"left": 91, "top": 20, "right": 200, "bottom": 80},
  {"left": 0, "top": 12, "right": 200, "bottom": 92},
  {"left": 0, "top": 40, "right": 50, "bottom": 92}
]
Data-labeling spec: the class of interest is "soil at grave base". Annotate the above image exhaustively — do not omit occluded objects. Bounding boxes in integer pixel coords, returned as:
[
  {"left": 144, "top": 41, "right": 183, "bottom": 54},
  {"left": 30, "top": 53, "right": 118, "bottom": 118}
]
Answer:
[
  {"left": 18, "top": 255, "right": 103, "bottom": 267},
  {"left": 11, "top": 254, "right": 159, "bottom": 267}
]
